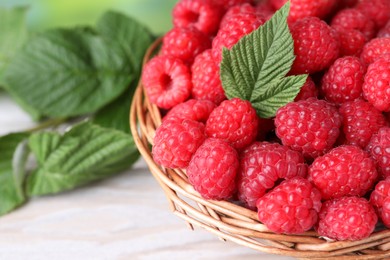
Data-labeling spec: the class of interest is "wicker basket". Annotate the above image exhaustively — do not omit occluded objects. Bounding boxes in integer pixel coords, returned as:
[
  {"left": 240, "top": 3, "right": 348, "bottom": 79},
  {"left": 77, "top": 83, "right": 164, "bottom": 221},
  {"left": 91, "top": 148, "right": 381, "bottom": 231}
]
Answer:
[{"left": 129, "top": 39, "right": 390, "bottom": 260}]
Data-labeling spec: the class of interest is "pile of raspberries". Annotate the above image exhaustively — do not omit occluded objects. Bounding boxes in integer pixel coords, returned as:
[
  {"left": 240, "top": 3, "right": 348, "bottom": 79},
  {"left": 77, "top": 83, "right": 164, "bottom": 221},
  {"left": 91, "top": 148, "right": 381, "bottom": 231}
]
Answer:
[{"left": 141, "top": 0, "right": 390, "bottom": 241}]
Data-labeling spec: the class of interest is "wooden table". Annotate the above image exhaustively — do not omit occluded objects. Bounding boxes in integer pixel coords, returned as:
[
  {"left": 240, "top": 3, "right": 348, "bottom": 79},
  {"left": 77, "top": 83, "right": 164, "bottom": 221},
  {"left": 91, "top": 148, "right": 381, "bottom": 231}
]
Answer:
[{"left": 0, "top": 93, "right": 293, "bottom": 260}]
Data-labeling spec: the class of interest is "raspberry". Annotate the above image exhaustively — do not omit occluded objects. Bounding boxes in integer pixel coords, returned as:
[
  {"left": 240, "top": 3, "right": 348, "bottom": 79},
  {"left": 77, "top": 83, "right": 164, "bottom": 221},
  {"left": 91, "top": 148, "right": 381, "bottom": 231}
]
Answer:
[
  {"left": 361, "top": 38, "right": 390, "bottom": 65},
  {"left": 220, "top": 3, "right": 259, "bottom": 28},
  {"left": 256, "top": 0, "right": 275, "bottom": 20},
  {"left": 142, "top": 55, "right": 192, "bottom": 109},
  {"left": 330, "top": 8, "right": 376, "bottom": 40},
  {"left": 378, "top": 20, "right": 390, "bottom": 38},
  {"left": 339, "top": 100, "right": 387, "bottom": 148},
  {"left": 163, "top": 99, "right": 216, "bottom": 123},
  {"left": 275, "top": 98, "right": 342, "bottom": 159},
  {"left": 152, "top": 119, "right": 206, "bottom": 169},
  {"left": 238, "top": 142, "right": 307, "bottom": 209},
  {"left": 187, "top": 138, "right": 239, "bottom": 200},
  {"left": 321, "top": 56, "right": 365, "bottom": 104},
  {"left": 172, "top": 0, "right": 224, "bottom": 36},
  {"left": 205, "top": 98, "right": 258, "bottom": 150},
  {"left": 308, "top": 145, "right": 378, "bottom": 200},
  {"left": 161, "top": 27, "right": 210, "bottom": 65},
  {"left": 356, "top": 0, "right": 390, "bottom": 28},
  {"left": 317, "top": 197, "right": 377, "bottom": 241},
  {"left": 213, "top": 0, "right": 254, "bottom": 10},
  {"left": 363, "top": 56, "right": 390, "bottom": 112},
  {"left": 370, "top": 178, "right": 390, "bottom": 227},
  {"left": 212, "top": 12, "right": 265, "bottom": 64},
  {"left": 256, "top": 177, "right": 322, "bottom": 234},
  {"left": 270, "top": 0, "right": 337, "bottom": 23},
  {"left": 334, "top": 28, "right": 366, "bottom": 57},
  {"left": 191, "top": 49, "right": 226, "bottom": 104},
  {"left": 290, "top": 17, "right": 340, "bottom": 74},
  {"left": 294, "top": 76, "right": 318, "bottom": 102},
  {"left": 338, "top": 0, "right": 359, "bottom": 9},
  {"left": 366, "top": 127, "right": 390, "bottom": 179}
]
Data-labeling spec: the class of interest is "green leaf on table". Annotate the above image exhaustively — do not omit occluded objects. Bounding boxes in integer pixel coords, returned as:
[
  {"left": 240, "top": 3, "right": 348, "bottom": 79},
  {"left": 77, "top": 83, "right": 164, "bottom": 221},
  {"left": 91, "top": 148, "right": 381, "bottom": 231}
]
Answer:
[
  {"left": 93, "top": 81, "right": 137, "bottom": 133},
  {"left": 27, "top": 122, "right": 139, "bottom": 196},
  {"left": 0, "top": 133, "right": 30, "bottom": 216},
  {"left": 0, "top": 7, "right": 28, "bottom": 87},
  {"left": 3, "top": 28, "right": 134, "bottom": 118},
  {"left": 97, "top": 10, "right": 153, "bottom": 75},
  {"left": 3, "top": 11, "right": 152, "bottom": 120},
  {"left": 220, "top": 2, "right": 307, "bottom": 119}
]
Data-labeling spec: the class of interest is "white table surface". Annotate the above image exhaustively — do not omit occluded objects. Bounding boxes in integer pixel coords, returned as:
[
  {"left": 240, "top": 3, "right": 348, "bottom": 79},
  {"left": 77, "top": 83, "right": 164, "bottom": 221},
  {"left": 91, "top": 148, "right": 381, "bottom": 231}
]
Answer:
[{"left": 0, "top": 93, "right": 294, "bottom": 260}]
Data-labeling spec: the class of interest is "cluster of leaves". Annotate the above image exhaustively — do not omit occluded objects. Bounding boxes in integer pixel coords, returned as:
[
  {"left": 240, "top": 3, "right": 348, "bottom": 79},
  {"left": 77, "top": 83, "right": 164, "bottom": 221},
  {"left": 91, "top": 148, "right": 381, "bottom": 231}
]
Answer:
[{"left": 0, "top": 7, "right": 153, "bottom": 215}]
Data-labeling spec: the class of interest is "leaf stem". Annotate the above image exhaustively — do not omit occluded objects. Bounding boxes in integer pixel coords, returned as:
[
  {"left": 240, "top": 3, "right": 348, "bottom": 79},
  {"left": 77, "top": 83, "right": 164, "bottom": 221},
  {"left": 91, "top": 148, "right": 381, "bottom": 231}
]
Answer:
[{"left": 26, "top": 118, "right": 67, "bottom": 133}]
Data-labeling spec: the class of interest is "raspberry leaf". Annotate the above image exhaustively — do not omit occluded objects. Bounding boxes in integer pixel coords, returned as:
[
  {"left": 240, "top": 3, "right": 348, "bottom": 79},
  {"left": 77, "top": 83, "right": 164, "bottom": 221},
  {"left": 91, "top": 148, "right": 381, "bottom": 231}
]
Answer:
[
  {"left": 0, "top": 7, "right": 28, "bottom": 88},
  {"left": 0, "top": 133, "right": 30, "bottom": 216},
  {"left": 221, "top": 1, "right": 307, "bottom": 118},
  {"left": 3, "top": 12, "right": 152, "bottom": 119},
  {"left": 251, "top": 75, "right": 307, "bottom": 118},
  {"left": 26, "top": 122, "right": 140, "bottom": 196}
]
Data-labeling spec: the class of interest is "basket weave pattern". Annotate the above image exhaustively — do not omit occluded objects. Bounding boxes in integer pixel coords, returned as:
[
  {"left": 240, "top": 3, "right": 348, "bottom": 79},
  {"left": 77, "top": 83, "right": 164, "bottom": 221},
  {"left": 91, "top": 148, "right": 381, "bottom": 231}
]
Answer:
[{"left": 129, "top": 40, "right": 390, "bottom": 260}]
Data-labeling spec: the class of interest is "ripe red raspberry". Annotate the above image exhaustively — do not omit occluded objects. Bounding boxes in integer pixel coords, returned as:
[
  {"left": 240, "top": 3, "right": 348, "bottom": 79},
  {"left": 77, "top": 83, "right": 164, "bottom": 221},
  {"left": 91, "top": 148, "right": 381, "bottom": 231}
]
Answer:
[
  {"left": 294, "top": 76, "right": 318, "bottom": 102},
  {"left": 142, "top": 55, "right": 192, "bottom": 109},
  {"left": 257, "top": 177, "right": 322, "bottom": 234},
  {"left": 338, "top": 0, "right": 359, "bottom": 9},
  {"left": 163, "top": 99, "right": 216, "bottom": 123},
  {"left": 213, "top": 0, "right": 254, "bottom": 10},
  {"left": 339, "top": 100, "right": 387, "bottom": 148},
  {"left": 309, "top": 145, "right": 378, "bottom": 200},
  {"left": 191, "top": 49, "right": 226, "bottom": 104},
  {"left": 256, "top": 1, "right": 275, "bottom": 20},
  {"left": 317, "top": 197, "right": 377, "bottom": 241},
  {"left": 161, "top": 27, "right": 210, "bottom": 65},
  {"left": 370, "top": 178, "right": 390, "bottom": 227},
  {"left": 356, "top": 0, "right": 390, "bottom": 28},
  {"left": 321, "top": 56, "right": 365, "bottom": 104},
  {"left": 152, "top": 119, "right": 206, "bottom": 169},
  {"left": 333, "top": 27, "right": 366, "bottom": 57},
  {"left": 238, "top": 142, "right": 307, "bottom": 209},
  {"left": 331, "top": 9, "right": 376, "bottom": 40},
  {"left": 206, "top": 98, "right": 258, "bottom": 149},
  {"left": 220, "top": 3, "right": 259, "bottom": 28},
  {"left": 187, "top": 138, "right": 239, "bottom": 200},
  {"left": 270, "top": 0, "right": 337, "bottom": 23},
  {"left": 378, "top": 21, "right": 390, "bottom": 38},
  {"left": 361, "top": 38, "right": 390, "bottom": 65},
  {"left": 363, "top": 56, "right": 390, "bottom": 112},
  {"left": 172, "top": 0, "right": 224, "bottom": 36},
  {"left": 290, "top": 17, "right": 340, "bottom": 74},
  {"left": 367, "top": 127, "right": 390, "bottom": 179},
  {"left": 212, "top": 12, "right": 265, "bottom": 64},
  {"left": 275, "top": 98, "right": 342, "bottom": 159}
]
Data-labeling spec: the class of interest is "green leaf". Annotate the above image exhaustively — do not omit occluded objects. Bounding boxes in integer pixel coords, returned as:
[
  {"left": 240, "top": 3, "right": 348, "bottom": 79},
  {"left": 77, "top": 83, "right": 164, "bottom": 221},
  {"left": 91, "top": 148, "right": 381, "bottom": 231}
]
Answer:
[
  {"left": 93, "top": 81, "right": 137, "bottom": 133},
  {"left": 251, "top": 75, "right": 308, "bottom": 118},
  {"left": 221, "top": 2, "right": 307, "bottom": 118},
  {"left": 3, "top": 28, "right": 134, "bottom": 118},
  {"left": 3, "top": 11, "right": 152, "bottom": 120},
  {"left": 0, "top": 7, "right": 28, "bottom": 87},
  {"left": 96, "top": 10, "right": 153, "bottom": 75},
  {"left": 27, "top": 122, "right": 140, "bottom": 196},
  {"left": 0, "top": 133, "right": 30, "bottom": 215}
]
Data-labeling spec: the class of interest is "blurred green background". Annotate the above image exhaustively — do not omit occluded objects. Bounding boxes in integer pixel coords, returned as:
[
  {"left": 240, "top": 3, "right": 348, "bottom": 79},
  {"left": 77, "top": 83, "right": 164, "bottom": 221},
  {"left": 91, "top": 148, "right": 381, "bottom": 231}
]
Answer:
[{"left": 1, "top": 0, "right": 177, "bottom": 34}]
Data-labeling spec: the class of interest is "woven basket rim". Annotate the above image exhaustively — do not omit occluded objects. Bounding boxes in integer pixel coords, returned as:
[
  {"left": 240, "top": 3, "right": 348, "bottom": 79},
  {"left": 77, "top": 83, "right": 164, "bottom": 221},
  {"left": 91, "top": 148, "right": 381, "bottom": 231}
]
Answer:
[{"left": 129, "top": 39, "right": 390, "bottom": 260}]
